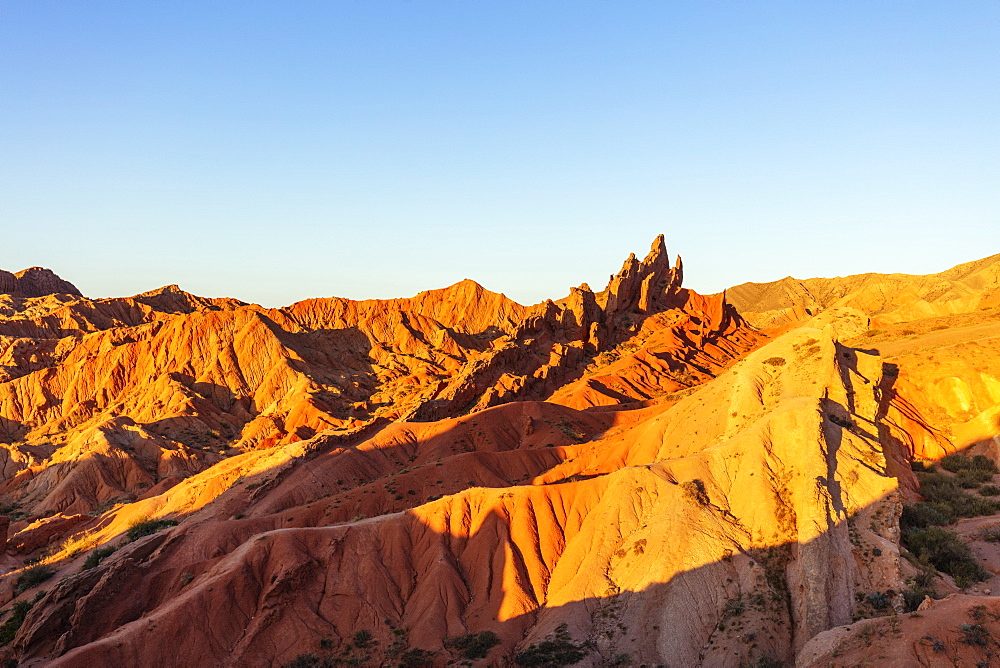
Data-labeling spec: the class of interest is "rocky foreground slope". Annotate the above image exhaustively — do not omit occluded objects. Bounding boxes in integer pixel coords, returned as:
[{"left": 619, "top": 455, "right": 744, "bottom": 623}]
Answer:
[{"left": 0, "top": 242, "right": 998, "bottom": 666}]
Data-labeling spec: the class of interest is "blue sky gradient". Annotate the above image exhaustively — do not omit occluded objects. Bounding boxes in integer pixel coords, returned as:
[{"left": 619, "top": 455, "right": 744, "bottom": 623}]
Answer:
[{"left": 2, "top": 1, "right": 998, "bottom": 306}]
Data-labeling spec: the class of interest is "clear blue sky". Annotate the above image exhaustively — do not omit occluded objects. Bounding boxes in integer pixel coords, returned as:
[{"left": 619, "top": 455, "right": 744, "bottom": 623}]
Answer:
[{"left": 2, "top": 1, "right": 998, "bottom": 306}]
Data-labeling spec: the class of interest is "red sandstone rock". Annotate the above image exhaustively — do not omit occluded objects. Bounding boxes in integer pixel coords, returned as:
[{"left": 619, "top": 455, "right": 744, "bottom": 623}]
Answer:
[
  {"left": 0, "top": 241, "right": 997, "bottom": 667},
  {"left": 0, "top": 268, "right": 81, "bottom": 299}
]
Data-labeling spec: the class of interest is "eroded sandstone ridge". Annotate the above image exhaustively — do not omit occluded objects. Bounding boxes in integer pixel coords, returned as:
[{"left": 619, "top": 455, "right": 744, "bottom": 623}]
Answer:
[
  {"left": 0, "top": 240, "right": 998, "bottom": 666},
  {"left": 724, "top": 252, "right": 1000, "bottom": 332},
  {"left": 0, "top": 269, "right": 81, "bottom": 301}
]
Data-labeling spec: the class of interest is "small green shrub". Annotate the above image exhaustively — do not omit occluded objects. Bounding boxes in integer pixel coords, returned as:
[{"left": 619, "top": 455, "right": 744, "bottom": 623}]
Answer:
[
  {"left": 968, "top": 454, "right": 996, "bottom": 473},
  {"left": 0, "top": 599, "right": 34, "bottom": 646},
  {"left": 900, "top": 502, "right": 951, "bottom": 531},
  {"left": 15, "top": 565, "right": 54, "bottom": 594},
  {"left": 747, "top": 658, "right": 783, "bottom": 668},
  {"left": 956, "top": 469, "right": 994, "bottom": 488},
  {"left": 980, "top": 485, "right": 1000, "bottom": 496},
  {"left": 557, "top": 422, "right": 585, "bottom": 442},
  {"left": 958, "top": 623, "right": 991, "bottom": 647},
  {"left": 905, "top": 526, "right": 989, "bottom": 587},
  {"left": 447, "top": 630, "right": 501, "bottom": 659},
  {"left": 865, "top": 592, "right": 891, "bottom": 609},
  {"left": 352, "top": 629, "right": 374, "bottom": 649},
  {"left": 82, "top": 545, "right": 117, "bottom": 571},
  {"left": 126, "top": 518, "right": 178, "bottom": 542},
  {"left": 763, "top": 357, "right": 786, "bottom": 367},
  {"left": 969, "top": 604, "right": 989, "bottom": 621},
  {"left": 514, "top": 623, "right": 589, "bottom": 666},
  {"left": 399, "top": 648, "right": 433, "bottom": 667},
  {"left": 940, "top": 454, "right": 998, "bottom": 474},
  {"left": 940, "top": 454, "right": 968, "bottom": 473},
  {"left": 722, "top": 596, "right": 745, "bottom": 618},
  {"left": 912, "top": 471, "right": 1000, "bottom": 520},
  {"left": 281, "top": 654, "right": 334, "bottom": 668},
  {"left": 902, "top": 586, "right": 935, "bottom": 612},
  {"left": 913, "top": 566, "right": 936, "bottom": 589}
]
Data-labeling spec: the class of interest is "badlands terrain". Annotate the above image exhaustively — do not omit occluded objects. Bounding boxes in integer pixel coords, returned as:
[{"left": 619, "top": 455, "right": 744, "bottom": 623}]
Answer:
[{"left": 0, "top": 240, "right": 998, "bottom": 666}]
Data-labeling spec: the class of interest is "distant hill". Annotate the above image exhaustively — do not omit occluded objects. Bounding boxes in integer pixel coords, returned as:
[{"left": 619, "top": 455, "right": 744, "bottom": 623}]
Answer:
[
  {"left": 0, "top": 267, "right": 81, "bottom": 298},
  {"left": 722, "top": 252, "right": 1000, "bottom": 331}
]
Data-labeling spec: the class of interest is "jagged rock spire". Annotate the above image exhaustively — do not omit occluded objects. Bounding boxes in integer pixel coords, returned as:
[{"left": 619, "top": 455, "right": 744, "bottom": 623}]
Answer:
[
  {"left": 598, "top": 234, "right": 681, "bottom": 315},
  {"left": 511, "top": 235, "right": 686, "bottom": 352}
]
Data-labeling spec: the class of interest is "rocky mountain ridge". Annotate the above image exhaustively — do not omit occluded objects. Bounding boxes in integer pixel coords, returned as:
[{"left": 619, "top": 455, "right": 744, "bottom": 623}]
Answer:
[
  {"left": 723, "top": 252, "right": 1000, "bottom": 332},
  {"left": 0, "top": 269, "right": 81, "bottom": 301},
  {"left": 0, "top": 239, "right": 997, "bottom": 666}
]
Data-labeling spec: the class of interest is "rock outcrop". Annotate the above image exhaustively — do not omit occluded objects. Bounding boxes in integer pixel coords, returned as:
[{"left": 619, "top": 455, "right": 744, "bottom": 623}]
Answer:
[
  {"left": 411, "top": 235, "right": 759, "bottom": 419},
  {"left": 0, "top": 268, "right": 81, "bottom": 299}
]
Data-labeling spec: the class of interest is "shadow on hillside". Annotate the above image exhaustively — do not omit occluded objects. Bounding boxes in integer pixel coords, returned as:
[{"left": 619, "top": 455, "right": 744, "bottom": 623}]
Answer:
[
  {"left": 0, "top": 402, "right": 615, "bottom": 650},
  {"left": 0, "top": 387, "right": 936, "bottom": 668},
  {"left": 0, "top": 317, "right": 389, "bottom": 454},
  {"left": 7, "top": 484, "right": 922, "bottom": 668},
  {"left": 413, "top": 295, "right": 757, "bottom": 423},
  {"left": 0, "top": 418, "right": 27, "bottom": 445},
  {"left": 0, "top": 318, "right": 414, "bottom": 533},
  {"left": 8, "top": 352, "right": 997, "bottom": 666},
  {"left": 0, "top": 397, "right": 613, "bottom": 557}
]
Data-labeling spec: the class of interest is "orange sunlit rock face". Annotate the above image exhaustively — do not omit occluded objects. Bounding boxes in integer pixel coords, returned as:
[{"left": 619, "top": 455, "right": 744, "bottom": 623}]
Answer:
[
  {"left": 723, "top": 252, "right": 1000, "bottom": 333},
  {"left": 1, "top": 242, "right": 999, "bottom": 666}
]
